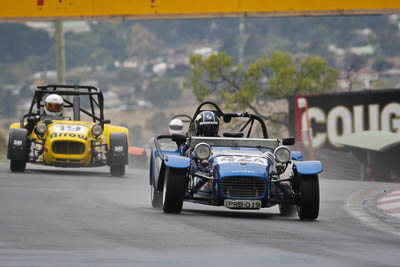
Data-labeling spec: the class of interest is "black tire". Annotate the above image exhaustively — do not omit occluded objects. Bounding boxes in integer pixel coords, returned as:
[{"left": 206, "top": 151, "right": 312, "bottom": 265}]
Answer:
[
  {"left": 150, "top": 153, "right": 162, "bottom": 208},
  {"left": 8, "top": 128, "right": 29, "bottom": 173},
  {"left": 279, "top": 203, "right": 296, "bottom": 217},
  {"left": 295, "top": 174, "right": 320, "bottom": 220},
  {"left": 149, "top": 153, "right": 154, "bottom": 186},
  {"left": 151, "top": 185, "right": 163, "bottom": 209},
  {"left": 10, "top": 160, "right": 26, "bottom": 172},
  {"left": 108, "top": 132, "right": 128, "bottom": 177},
  {"left": 110, "top": 164, "right": 125, "bottom": 177},
  {"left": 162, "top": 167, "right": 186, "bottom": 214}
]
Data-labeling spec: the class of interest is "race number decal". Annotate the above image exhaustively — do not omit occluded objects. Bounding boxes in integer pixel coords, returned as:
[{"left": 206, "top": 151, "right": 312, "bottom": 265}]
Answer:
[
  {"left": 53, "top": 125, "right": 86, "bottom": 134},
  {"left": 216, "top": 156, "right": 268, "bottom": 166}
]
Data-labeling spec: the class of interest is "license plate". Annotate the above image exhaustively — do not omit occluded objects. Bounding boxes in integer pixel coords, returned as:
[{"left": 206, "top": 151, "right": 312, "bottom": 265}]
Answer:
[{"left": 224, "top": 199, "right": 261, "bottom": 209}]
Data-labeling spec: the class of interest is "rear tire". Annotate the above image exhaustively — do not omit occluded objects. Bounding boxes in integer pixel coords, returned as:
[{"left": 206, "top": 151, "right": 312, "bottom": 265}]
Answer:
[
  {"left": 162, "top": 167, "right": 186, "bottom": 214},
  {"left": 295, "top": 174, "right": 320, "bottom": 220},
  {"left": 10, "top": 160, "right": 26, "bottom": 172},
  {"left": 110, "top": 164, "right": 125, "bottom": 177}
]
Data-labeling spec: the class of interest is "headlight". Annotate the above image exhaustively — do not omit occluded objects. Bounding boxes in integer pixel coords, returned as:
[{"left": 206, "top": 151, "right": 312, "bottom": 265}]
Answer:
[
  {"left": 194, "top": 143, "right": 211, "bottom": 160},
  {"left": 274, "top": 146, "right": 291, "bottom": 163},
  {"left": 92, "top": 125, "right": 103, "bottom": 136},
  {"left": 36, "top": 122, "right": 47, "bottom": 134}
]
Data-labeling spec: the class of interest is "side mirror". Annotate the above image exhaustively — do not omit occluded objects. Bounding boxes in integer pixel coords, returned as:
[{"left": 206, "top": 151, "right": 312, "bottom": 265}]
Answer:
[
  {"left": 171, "top": 134, "right": 187, "bottom": 146},
  {"left": 282, "top": 137, "right": 295, "bottom": 146},
  {"left": 103, "top": 119, "right": 111, "bottom": 124},
  {"left": 223, "top": 115, "right": 231, "bottom": 123}
]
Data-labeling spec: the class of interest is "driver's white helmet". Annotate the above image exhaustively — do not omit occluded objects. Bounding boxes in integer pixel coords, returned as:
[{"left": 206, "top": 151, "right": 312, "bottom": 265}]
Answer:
[
  {"left": 44, "top": 94, "right": 64, "bottom": 117},
  {"left": 168, "top": 118, "right": 184, "bottom": 135}
]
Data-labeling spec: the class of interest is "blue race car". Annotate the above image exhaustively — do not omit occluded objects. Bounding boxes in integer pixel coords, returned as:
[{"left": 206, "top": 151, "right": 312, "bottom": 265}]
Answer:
[{"left": 149, "top": 102, "right": 323, "bottom": 220}]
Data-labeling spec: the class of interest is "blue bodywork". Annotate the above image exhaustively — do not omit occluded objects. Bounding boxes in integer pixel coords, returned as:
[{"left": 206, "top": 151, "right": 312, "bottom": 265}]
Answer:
[
  {"left": 294, "top": 161, "right": 323, "bottom": 175},
  {"left": 151, "top": 142, "right": 323, "bottom": 208},
  {"left": 151, "top": 102, "right": 322, "bottom": 220},
  {"left": 291, "top": 151, "right": 303, "bottom": 161},
  {"left": 164, "top": 154, "right": 191, "bottom": 168}
]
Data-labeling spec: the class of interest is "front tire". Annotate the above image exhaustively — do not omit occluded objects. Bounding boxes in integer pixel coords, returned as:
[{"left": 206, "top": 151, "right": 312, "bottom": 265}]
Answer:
[
  {"left": 162, "top": 167, "right": 186, "bottom": 214},
  {"left": 110, "top": 164, "right": 125, "bottom": 177},
  {"left": 10, "top": 160, "right": 26, "bottom": 172},
  {"left": 8, "top": 128, "right": 29, "bottom": 173},
  {"left": 295, "top": 174, "right": 320, "bottom": 220},
  {"left": 108, "top": 132, "right": 128, "bottom": 177}
]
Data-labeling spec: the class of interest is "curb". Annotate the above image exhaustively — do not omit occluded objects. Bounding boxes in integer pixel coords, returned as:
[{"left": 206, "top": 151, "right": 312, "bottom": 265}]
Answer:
[
  {"left": 377, "top": 186, "right": 400, "bottom": 219},
  {"left": 347, "top": 183, "right": 400, "bottom": 237}
]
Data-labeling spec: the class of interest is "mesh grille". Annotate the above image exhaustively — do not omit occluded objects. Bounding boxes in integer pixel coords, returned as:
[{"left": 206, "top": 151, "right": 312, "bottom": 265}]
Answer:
[
  {"left": 221, "top": 176, "right": 266, "bottom": 198},
  {"left": 52, "top": 141, "right": 85, "bottom": 154}
]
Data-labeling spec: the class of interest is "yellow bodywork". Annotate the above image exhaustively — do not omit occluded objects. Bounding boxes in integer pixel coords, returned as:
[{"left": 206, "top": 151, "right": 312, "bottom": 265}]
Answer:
[
  {"left": 1, "top": 0, "right": 400, "bottom": 21},
  {"left": 9, "top": 120, "right": 129, "bottom": 167}
]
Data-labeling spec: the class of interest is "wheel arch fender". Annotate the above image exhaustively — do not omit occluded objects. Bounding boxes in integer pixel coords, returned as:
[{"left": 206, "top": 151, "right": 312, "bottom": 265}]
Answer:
[
  {"left": 291, "top": 151, "right": 303, "bottom": 161},
  {"left": 104, "top": 125, "right": 129, "bottom": 150},
  {"left": 107, "top": 132, "right": 128, "bottom": 165},
  {"left": 155, "top": 155, "right": 189, "bottom": 192},
  {"left": 164, "top": 155, "right": 190, "bottom": 169},
  {"left": 293, "top": 160, "right": 323, "bottom": 175}
]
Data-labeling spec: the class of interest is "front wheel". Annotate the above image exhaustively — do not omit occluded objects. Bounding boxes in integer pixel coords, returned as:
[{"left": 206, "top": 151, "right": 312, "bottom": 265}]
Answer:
[
  {"left": 10, "top": 160, "right": 26, "bottom": 172},
  {"left": 295, "top": 174, "right": 320, "bottom": 220},
  {"left": 110, "top": 164, "right": 125, "bottom": 177},
  {"left": 8, "top": 128, "right": 29, "bottom": 173},
  {"left": 162, "top": 167, "right": 186, "bottom": 214},
  {"left": 108, "top": 132, "right": 128, "bottom": 177}
]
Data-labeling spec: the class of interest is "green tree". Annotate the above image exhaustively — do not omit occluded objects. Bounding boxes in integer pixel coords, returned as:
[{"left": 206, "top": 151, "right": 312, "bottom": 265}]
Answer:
[
  {"left": 243, "top": 34, "right": 265, "bottom": 61},
  {"left": 89, "top": 21, "right": 129, "bottom": 61},
  {"left": 0, "top": 88, "right": 18, "bottom": 116},
  {"left": 144, "top": 79, "right": 181, "bottom": 106},
  {"left": 344, "top": 54, "right": 367, "bottom": 91},
  {"left": 127, "top": 24, "right": 162, "bottom": 63},
  {"left": 0, "top": 63, "right": 30, "bottom": 85},
  {"left": 19, "top": 83, "right": 34, "bottom": 98},
  {"left": 0, "top": 23, "right": 52, "bottom": 63},
  {"left": 187, "top": 51, "right": 338, "bottom": 126},
  {"left": 130, "top": 124, "right": 144, "bottom": 146},
  {"left": 146, "top": 111, "right": 167, "bottom": 134},
  {"left": 372, "top": 57, "right": 393, "bottom": 74},
  {"left": 116, "top": 68, "right": 142, "bottom": 85},
  {"left": 0, "top": 130, "right": 6, "bottom": 159}
]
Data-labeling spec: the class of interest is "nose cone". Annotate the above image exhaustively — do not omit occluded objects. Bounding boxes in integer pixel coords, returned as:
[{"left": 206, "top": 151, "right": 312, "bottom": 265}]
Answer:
[
  {"left": 47, "top": 124, "right": 90, "bottom": 141},
  {"left": 43, "top": 124, "right": 92, "bottom": 166},
  {"left": 217, "top": 162, "right": 268, "bottom": 178}
]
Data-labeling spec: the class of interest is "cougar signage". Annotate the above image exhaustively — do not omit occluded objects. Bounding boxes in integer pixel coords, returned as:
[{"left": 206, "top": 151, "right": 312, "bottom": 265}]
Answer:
[{"left": 289, "top": 89, "right": 400, "bottom": 149}]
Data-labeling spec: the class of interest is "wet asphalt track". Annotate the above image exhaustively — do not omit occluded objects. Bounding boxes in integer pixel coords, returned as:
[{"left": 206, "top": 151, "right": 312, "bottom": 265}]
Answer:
[{"left": 0, "top": 163, "right": 399, "bottom": 267}]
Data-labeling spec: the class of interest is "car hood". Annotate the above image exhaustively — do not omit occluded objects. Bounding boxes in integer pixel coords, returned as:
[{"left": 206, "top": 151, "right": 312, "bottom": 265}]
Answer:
[
  {"left": 46, "top": 122, "right": 92, "bottom": 141},
  {"left": 212, "top": 154, "right": 270, "bottom": 178}
]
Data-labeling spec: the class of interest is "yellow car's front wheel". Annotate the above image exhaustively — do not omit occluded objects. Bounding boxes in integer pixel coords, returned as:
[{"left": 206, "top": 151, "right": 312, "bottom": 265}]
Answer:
[{"left": 10, "top": 160, "right": 26, "bottom": 172}]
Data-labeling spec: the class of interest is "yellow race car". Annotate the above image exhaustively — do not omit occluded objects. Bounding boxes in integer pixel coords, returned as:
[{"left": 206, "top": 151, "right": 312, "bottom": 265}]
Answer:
[{"left": 7, "top": 84, "right": 129, "bottom": 177}]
